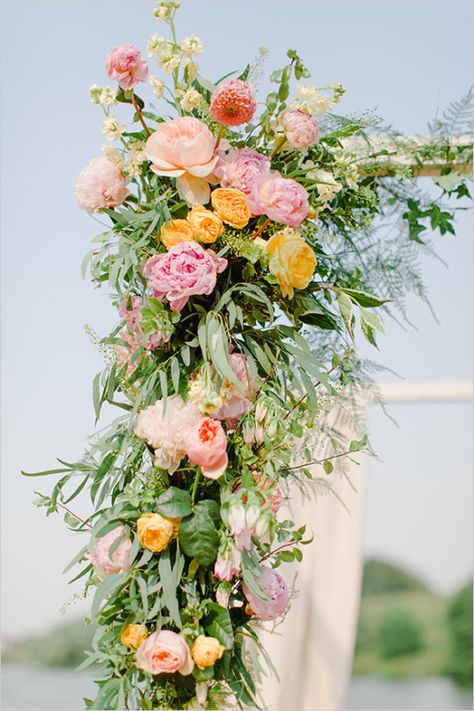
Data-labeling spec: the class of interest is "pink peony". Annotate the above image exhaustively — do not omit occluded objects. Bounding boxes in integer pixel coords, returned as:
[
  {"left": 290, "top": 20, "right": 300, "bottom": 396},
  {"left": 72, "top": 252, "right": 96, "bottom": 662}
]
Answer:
[
  {"left": 214, "top": 148, "right": 271, "bottom": 195},
  {"left": 246, "top": 172, "right": 309, "bottom": 226},
  {"left": 242, "top": 565, "right": 289, "bottom": 621},
  {"left": 88, "top": 526, "right": 132, "bottom": 577},
  {"left": 186, "top": 418, "right": 228, "bottom": 479},
  {"left": 144, "top": 117, "right": 218, "bottom": 205},
  {"left": 143, "top": 242, "right": 227, "bottom": 312},
  {"left": 105, "top": 44, "right": 148, "bottom": 91},
  {"left": 134, "top": 395, "right": 201, "bottom": 473},
  {"left": 135, "top": 630, "right": 194, "bottom": 676},
  {"left": 210, "top": 79, "right": 257, "bottom": 127},
  {"left": 74, "top": 157, "right": 128, "bottom": 213},
  {"left": 280, "top": 108, "right": 319, "bottom": 150}
]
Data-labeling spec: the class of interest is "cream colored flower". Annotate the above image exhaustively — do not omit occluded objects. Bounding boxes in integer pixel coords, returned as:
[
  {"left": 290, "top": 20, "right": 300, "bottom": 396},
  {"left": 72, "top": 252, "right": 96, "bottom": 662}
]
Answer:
[
  {"left": 89, "top": 85, "right": 117, "bottom": 107},
  {"left": 101, "top": 144, "right": 124, "bottom": 170},
  {"left": 150, "top": 75, "right": 165, "bottom": 99},
  {"left": 180, "top": 88, "right": 203, "bottom": 112},
  {"left": 180, "top": 34, "right": 204, "bottom": 57},
  {"left": 126, "top": 141, "right": 147, "bottom": 177},
  {"left": 101, "top": 115, "right": 126, "bottom": 141},
  {"left": 182, "top": 57, "right": 199, "bottom": 80},
  {"left": 309, "top": 169, "right": 342, "bottom": 203}
]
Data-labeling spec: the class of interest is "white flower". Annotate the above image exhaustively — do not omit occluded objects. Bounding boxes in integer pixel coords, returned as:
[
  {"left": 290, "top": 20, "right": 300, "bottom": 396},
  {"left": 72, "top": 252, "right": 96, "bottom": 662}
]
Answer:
[
  {"left": 126, "top": 141, "right": 147, "bottom": 177},
  {"left": 180, "top": 34, "right": 204, "bottom": 57},
  {"left": 159, "top": 53, "right": 181, "bottom": 74},
  {"left": 89, "top": 84, "right": 103, "bottom": 104},
  {"left": 150, "top": 75, "right": 165, "bottom": 99},
  {"left": 310, "top": 169, "right": 342, "bottom": 203},
  {"left": 146, "top": 33, "right": 167, "bottom": 58},
  {"left": 180, "top": 88, "right": 203, "bottom": 112},
  {"left": 296, "top": 84, "right": 330, "bottom": 114},
  {"left": 89, "top": 85, "right": 117, "bottom": 106},
  {"left": 182, "top": 57, "right": 199, "bottom": 80},
  {"left": 101, "top": 145, "right": 124, "bottom": 170},
  {"left": 152, "top": 0, "right": 180, "bottom": 21},
  {"left": 100, "top": 115, "right": 126, "bottom": 141}
]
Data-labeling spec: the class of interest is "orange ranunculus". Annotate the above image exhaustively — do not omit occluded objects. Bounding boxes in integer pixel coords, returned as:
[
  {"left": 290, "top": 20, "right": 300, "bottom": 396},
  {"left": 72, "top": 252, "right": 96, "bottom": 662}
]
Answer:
[
  {"left": 160, "top": 219, "right": 195, "bottom": 249},
  {"left": 187, "top": 206, "right": 224, "bottom": 244},
  {"left": 266, "top": 228, "right": 316, "bottom": 298},
  {"left": 137, "top": 512, "right": 180, "bottom": 553},
  {"left": 211, "top": 188, "right": 251, "bottom": 229},
  {"left": 120, "top": 623, "right": 148, "bottom": 650}
]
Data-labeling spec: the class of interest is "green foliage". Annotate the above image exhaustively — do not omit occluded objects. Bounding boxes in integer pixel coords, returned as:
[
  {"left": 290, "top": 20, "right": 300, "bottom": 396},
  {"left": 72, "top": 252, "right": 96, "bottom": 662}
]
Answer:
[
  {"left": 446, "top": 581, "right": 473, "bottom": 687},
  {"left": 377, "top": 606, "right": 424, "bottom": 659},
  {"left": 361, "top": 558, "right": 428, "bottom": 597}
]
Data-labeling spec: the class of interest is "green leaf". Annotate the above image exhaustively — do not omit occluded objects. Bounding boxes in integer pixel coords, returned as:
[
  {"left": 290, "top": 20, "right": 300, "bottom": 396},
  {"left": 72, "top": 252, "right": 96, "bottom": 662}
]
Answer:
[
  {"left": 156, "top": 487, "right": 192, "bottom": 518},
  {"left": 205, "top": 313, "right": 244, "bottom": 391},
  {"left": 195, "top": 499, "right": 220, "bottom": 527},
  {"left": 179, "top": 509, "right": 219, "bottom": 567},
  {"left": 323, "top": 460, "right": 334, "bottom": 474},
  {"left": 158, "top": 549, "right": 182, "bottom": 627},
  {"left": 171, "top": 356, "right": 180, "bottom": 393},
  {"left": 337, "top": 287, "right": 388, "bottom": 308},
  {"left": 91, "top": 572, "right": 126, "bottom": 617},
  {"left": 206, "top": 602, "right": 234, "bottom": 649}
]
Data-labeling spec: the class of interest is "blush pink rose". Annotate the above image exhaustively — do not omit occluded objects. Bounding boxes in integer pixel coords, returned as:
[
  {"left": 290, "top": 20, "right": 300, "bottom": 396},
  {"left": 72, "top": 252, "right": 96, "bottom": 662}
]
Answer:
[
  {"left": 143, "top": 242, "right": 227, "bottom": 312},
  {"left": 246, "top": 173, "right": 309, "bottom": 227},
  {"left": 105, "top": 44, "right": 148, "bottom": 91},
  {"left": 186, "top": 418, "right": 228, "bottom": 479},
  {"left": 74, "top": 157, "right": 129, "bottom": 213},
  {"left": 280, "top": 108, "right": 319, "bottom": 150},
  {"left": 242, "top": 565, "right": 289, "bottom": 621},
  {"left": 214, "top": 148, "right": 271, "bottom": 195},
  {"left": 144, "top": 117, "right": 219, "bottom": 205},
  {"left": 88, "top": 526, "right": 132, "bottom": 577},
  {"left": 135, "top": 630, "right": 194, "bottom": 676}
]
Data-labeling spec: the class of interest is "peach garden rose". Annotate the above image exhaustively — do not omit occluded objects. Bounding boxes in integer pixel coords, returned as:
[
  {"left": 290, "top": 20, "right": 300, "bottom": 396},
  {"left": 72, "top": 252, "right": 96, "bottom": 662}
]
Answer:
[
  {"left": 144, "top": 117, "right": 218, "bottom": 205},
  {"left": 137, "top": 512, "right": 180, "bottom": 553},
  {"left": 135, "top": 630, "right": 194, "bottom": 675}
]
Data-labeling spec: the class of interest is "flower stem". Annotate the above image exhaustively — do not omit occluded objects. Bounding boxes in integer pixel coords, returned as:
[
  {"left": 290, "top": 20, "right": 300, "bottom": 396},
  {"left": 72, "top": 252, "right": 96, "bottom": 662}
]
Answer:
[
  {"left": 132, "top": 96, "right": 151, "bottom": 137},
  {"left": 191, "top": 470, "right": 201, "bottom": 505},
  {"left": 251, "top": 217, "right": 271, "bottom": 240},
  {"left": 215, "top": 125, "right": 226, "bottom": 150},
  {"left": 269, "top": 135, "right": 287, "bottom": 158}
]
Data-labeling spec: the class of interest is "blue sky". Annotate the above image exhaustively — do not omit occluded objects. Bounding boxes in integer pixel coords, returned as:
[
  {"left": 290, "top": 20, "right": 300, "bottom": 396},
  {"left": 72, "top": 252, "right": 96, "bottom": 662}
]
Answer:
[{"left": 1, "top": 0, "right": 472, "bottom": 636}]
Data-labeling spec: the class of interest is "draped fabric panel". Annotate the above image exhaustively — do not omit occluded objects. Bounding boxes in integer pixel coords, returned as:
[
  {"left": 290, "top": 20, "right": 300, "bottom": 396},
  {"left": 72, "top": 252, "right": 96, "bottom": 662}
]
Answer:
[{"left": 258, "top": 410, "right": 367, "bottom": 710}]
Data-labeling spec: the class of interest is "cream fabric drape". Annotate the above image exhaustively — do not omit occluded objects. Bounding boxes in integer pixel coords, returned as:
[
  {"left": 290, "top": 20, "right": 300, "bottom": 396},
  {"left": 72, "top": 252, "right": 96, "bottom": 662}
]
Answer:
[{"left": 258, "top": 418, "right": 367, "bottom": 710}]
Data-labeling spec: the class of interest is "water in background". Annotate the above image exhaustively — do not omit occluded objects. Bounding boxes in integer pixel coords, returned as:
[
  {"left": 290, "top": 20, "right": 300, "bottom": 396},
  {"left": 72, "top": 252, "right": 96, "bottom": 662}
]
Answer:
[{"left": 1, "top": 665, "right": 473, "bottom": 710}]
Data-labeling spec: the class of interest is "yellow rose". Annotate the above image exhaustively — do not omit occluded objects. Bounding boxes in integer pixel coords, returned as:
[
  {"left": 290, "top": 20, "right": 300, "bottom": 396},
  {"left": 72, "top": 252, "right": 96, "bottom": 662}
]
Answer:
[
  {"left": 187, "top": 206, "right": 224, "bottom": 244},
  {"left": 160, "top": 219, "right": 195, "bottom": 250},
  {"left": 120, "top": 623, "right": 148, "bottom": 650},
  {"left": 266, "top": 228, "right": 317, "bottom": 298},
  {"left": 211, "top": 188, "right": 251, "bottom": 229},
  {"left": 137, "top": 512, "right": 180, "bottom": 553},
  {"left": 191, "top": 635, "right": 225, "bottom": 670}
]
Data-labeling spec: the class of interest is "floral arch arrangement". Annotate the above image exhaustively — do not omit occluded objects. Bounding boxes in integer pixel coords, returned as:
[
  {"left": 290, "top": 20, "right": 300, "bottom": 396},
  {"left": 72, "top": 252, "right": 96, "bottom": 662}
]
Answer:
[{"left": 24, "top": 1, "right": 472, "bottom": 709}]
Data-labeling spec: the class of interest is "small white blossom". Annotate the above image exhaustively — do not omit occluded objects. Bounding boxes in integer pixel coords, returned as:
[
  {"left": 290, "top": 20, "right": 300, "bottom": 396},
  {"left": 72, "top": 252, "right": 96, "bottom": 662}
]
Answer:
[
  {"left": 182, "top": 57, "right": 199, "bottom": 80},
  {"left": 126, "top": 141, "right": 147, "bottom": 177},
  {"left": 150, "top": 75, "right": 165, "bottom": 99},
  {"left": 159, "top": 52, "right": 181, "bottom": 74},
  {"left": 152, "top": 0, "right": 180, "bottom": 21},
  {"left": 101, "top": 115, "right": 126, "bottom": 141},
  {"left": 101, "top": 145, "right": 124, "bottom": 170},
  {"left": 89, "top": 85, "right": 117, "bottom": 106},
  {"left": 180, "top": 34, "right": 204, "bottom": 57},
  {"left": 89, "top": 84, "right": 103, "bottom": 104},
  {"left": 180, "top": 87, "right": 203, "bottom": 112},
  {"left": 309, "top": 169, "right": 342, "bottom": 203},
  {"left": 146, "top": 33, "right": 167, "bottom": 58}
]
